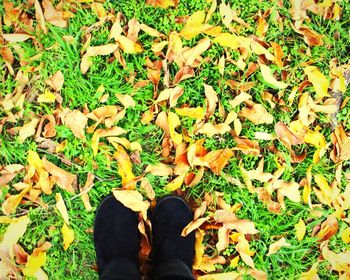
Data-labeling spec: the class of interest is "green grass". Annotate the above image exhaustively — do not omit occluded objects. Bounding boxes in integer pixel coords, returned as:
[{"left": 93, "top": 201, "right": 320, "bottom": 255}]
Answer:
[{"left": 1, "top": 0, "right": 350, "bottom": 279}]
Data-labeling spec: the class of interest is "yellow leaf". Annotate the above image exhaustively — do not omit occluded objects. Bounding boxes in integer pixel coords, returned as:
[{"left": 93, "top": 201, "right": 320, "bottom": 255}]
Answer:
[
  {"left": 2, "top": 186, "right": 30, "bottom": 215},
  {"left": 113, "top": 144, "right": 136, "bottom": 187},
  {"left": 28, "top": 150, "right": 43, "bottom": 171},
  {"left": 175, "top": 107, "right": 205, "bottom": 119},
  {"left": 0, "top": 216, "right": 30, "bottom": 252},
  {"left": 22, "top": 251, "right": 46, "bottom": 276},
  {"left": 239, "top": 103, "right": 273, "bottom": 125},
  {"left": 197, "top": 123, "right": 231, "bottom": 137},
  {"left": 19, "top": 118, "right": 39, "bottom": 143},
  {"left": 145, "top": 163, "right": 173, "bottom": 176},
  {"left": 218, "top": 55, "right": 225, "bottom": 76},
  {"left": 182, "top": 37, "right": 211, "bottom": 66},
  {"left": 151, "top": 41, "right": 168, "bottom": 53},
  {"left": 314, "top": 174, "right": 332, "bottom": 206},
  {"left": 140, "top": 23, "right": 165, "bottom": 37},
  {"left": 251, "top": 40, "right": 275, "bottom": 61},
  {"left": 55, "top": 193, "right": 70, "bottom": 225},
  {"left": 37, "top": 89, "right": 56, "bottom": 103},
  {"left": 267, "top": 237, "right": 291, "bottom": 255},
  {"left": 216, "top": 226, "right": 230, "bottom": 252},
  {"left": 213, "top": 33, "right": 238, "bottom": 49},
  {"left": 115, "top": 93, "right": 136, "bottom": 109},
  {"left": 85, "top": 44, "right": 119, "bottom": 57},
  {"left": 168, "top": 112, "right": 182, "bottom": 145},
  {"left": 259, "top": 62, "right": 288, "bottom": 89},
  {"left": 186, "top": 10, "right": 206, "bottom": 26},
  {"left": 112, "top": 190, "right": 150, "bottom": 221},
  {"left": 205, "top": 0, "right": 217, "bottom": 23},
  {"left": 181, "top": 217, "right": 209, "bottom": 237},
  {"left": 115, "top": 35, "right": 142, "bottom": 54},
  {"left": 341, "top": 227, "right": 350, "bottom": 244},
  {"left": 295, "top": 219, "right": 306, "bottom": 241},
  {"left": 180, "top": 24, "right": 212, "bottom": 40},
  {"left": 198, "top": 271, "right": 240, "bottom": 280},
  {"left": 236, "top": 235, "right": 255, "bottom": 268},
  {"left": 300, "top": 262, "right": 319, "bottom": 280},
  {"left": 165, "top": 173, "right": 186, "bottom": 191},
  {"left": 61, "top": 223, "right": 74, "bottom": 250},
  {"left": 304, "top": 130, "right": 326, "bottom": 148},
  {"left": 304, "top": 66, "right": 330, "bottom": 99},
  {"left": 230, "top": 256, "right": 240, "bottom": 268}
]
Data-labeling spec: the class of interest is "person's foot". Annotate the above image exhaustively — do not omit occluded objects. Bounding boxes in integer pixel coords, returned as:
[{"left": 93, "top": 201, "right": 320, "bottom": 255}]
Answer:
[
  {"left": 94, "top": 195, "right": 141, "bottom": 280},
  {"left": 151, "top": 195, "right": 195, "bottom": 280}
]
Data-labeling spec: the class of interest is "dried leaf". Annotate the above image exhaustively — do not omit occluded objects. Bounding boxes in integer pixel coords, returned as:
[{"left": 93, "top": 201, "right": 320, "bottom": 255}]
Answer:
[
  {"left": 2, "top": 33, "right": 31, "bottom": 42},
  {"left": 175, "top": 107, "right": 205, "bottom": 119},
  {"left": 165, "top": 173, "right": 186, "bottom": 191},
  {"left": 22, "top": 242, "right": 51, "bottom": 277},
  {"left": 239, "top": 103, "right": 273, "bottom": 125},
  {"left": 46, "top": 71, "right": 64, "bottom": 91},
  {"left": 204, "top": 84, "right": 218, "bottom": 119},
  {"left": 61, "top": 223, "right": 74, "bottom": 250},
  {"left": 216, "top": 226, "right": 230, "bottom": 252},
  {"left": 267, "top": 237, "right": 291, "bottom": 256},
  {"left": 146, "top": 0, "right": 178, "bottom": 9},
  {"left": 0, "top": 216, "right": 30, "bottom": 252},
  {"left": 201, "top": 149, "right": 234, "bottom": 175},
  {"left": 341, "top": 228, "right": 350, "bottom": 244},
  {"left": 259, "top": 62, "right": 288, "bottom": 89},
  {"left": 304, "top": 66, "right": 330, "bottom": 99},
  {"left": 236, "top": 235, "right": 255, "bottom": 268},
  {"left": 55, "top": 193, "right": 70, "bottom": 225},
  {"left": 42, "top": 0, "right": 67, "bottom": 28},
  {"left": 181, "top": 217, "right": 209, "bottom": 237},
  {"left": 115, "top": 93, "right": 136, "bottom": 109},
  {"left": 145, "top": 163, "right": 173, "bottom": 176},
  {"left": 80, "top": 173, "right": 94, "bottom": 212},
  {"left": 182, "top": 37, "right": 211, "bottom": 66},
  {"left": 140, "top": 177, "right": 155, "bottom": 200},
  {"left": 295, "top": 219, "right": 306, "bottom": 241},
  {"left": 113, "top": 144, "right": 135, "bottom": 187},
  {"left": 62, "top": 109, "right": 88, "bottom": 140},
  {"left": 35, "top": 0, "right": 47, "bottom": 34},
  {"left": 42, "top": 157, "right": 76, "bottom": 193},
  {"left": 2, "top": 186, "right": 30, "bottom": 215},
  {"left": 197, "top": 271, "right": 240, "bottom": 280},
  {"left": 112, "top": 190, "right": 150, "bottom": 221},
  {"left": 37, "top": 89, "right": 56, "bottom": 103},
  {"left": 213, "top": 33, "right": 238, "bottom": 49},
  {"left": 317, "top": 215, "right": 338, "bottom": 241},
  {"left": 173, "top": 66, "right": 195, "bottom": 84},
  {"left": 300, "top": 262, "right": 319, "bottom": 280},
  {"left": 197, "top": 123, "right": 231, "bottom": 137},
  {"left": 140, "top": 23, "right": 165, "bottom": 37},
  {"left": 275, "top": 122, "right": 303, "bottom": 147},
  {"left": 115, "top": 35, "right": 142, "bottom": 54},
  {"left": 19, "top": 118, "right": 39, "bottom": 143},
  {"left": 168, "top": 112, "right": 182, "bottom": 145}
]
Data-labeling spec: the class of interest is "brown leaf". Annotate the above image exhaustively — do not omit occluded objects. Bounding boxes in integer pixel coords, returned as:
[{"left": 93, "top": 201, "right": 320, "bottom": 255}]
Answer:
[
  {"left": 140, "top": 177, "right": 155, "bottom": 200},
  {"left": 267, "top": 237, "right": 291, "bottom": 255},
  {"left": 173, "top": 66, "right": 195, "bottom": 85},
  {"left": 13, "top": 244, "right": 28, "bottom": 265},
  {"left": 275, "top": 122, "right": 304, "bottom": 147},
  {"left": 138, "top": 220, "right": 151, "bottom": 257},
  {"left": 146, "top": 0, "right": 178, "bottom": 9},
  {"left": 239, "top": 102, "right": 273, "bottom": 125},
  {"left": 200, "top": 149, "right": 234, "bottom": 175},
  {"left": 2, "top": 186, "right": 30, "bottom": 215},
  {"left": 42, "top": 0, "right": 67, "bottom": 28},
  {"left": 293, "top": 25, "right": 324, "bottom": 46},
  {"left": 46, "top": 71, "right": 64, "bottom": 91},
  {"left": 34, "top": 0, "right": 47, "bottom": 34},
  {"left": 42, "top": 157, "right": 76, "bottom": 193},
  {"left": 80, "top": 173, "right": 94, "bottom": 212},
  {"left": 181, "top": 217, "right": 209, "bottom": 237},
  {"left": 216, "top": 226, "right": 230, "bottom": 252},
  {"left": 271, "top": 42, "right": 283, "bottom": 68},
  {"left": 317, "top": 215, "right": 338, "bottom": 241},
  {"left": 196, "top": 123, "right": 231, "bottom": 137},
  {"left": 62, "top": 109, "right": 88, "bottom": 140},
  {"left": 2, "top": 33, "right": 32, "bottom": 42},
  {"left": 182, "top": 38, "right": 211, "bottom": 67},
  {"left": 145, "top": 163, "right": 173, "bottom": 176},
  {"left": 19, "top": 118, "right": 39, "bottom": 143}
]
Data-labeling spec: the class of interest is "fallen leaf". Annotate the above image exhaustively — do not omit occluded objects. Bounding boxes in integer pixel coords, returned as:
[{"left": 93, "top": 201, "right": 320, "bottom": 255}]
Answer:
[
  {"left": 271, "top": 42, "right": 284, "bottom": 68},
  {"left": 173, "top": 66, "right": 195, "bottom": 84},
  {"left": 165, "top": 173, "right": 186, "bottom": 191},
  {"left": 0, "top": 215, "right": 30, "bottom": 253},
  {"left": 112, "top": 189, "right": 150, "bottom": 221},
  {"left": 113, "top": 144, "right": 136, "bottom": 187},
  {"left": 55, "top": 193, "right": 70, "bottom": 225},
  {"left": 201, "top": 149, "right": 234, "bottom": 175},
  {"left": 168, "top": 112, "right": 182, "bottom": 145},
  {"left": 239, "top": 103, "right": 273, "bottom": 125},
  {"left": 115, "top": 93, "right": 136, "bottom": 109},
  {"left": 256, "top": 14, "right": 268, "bottom": 38},
  {"left": 304, "top": 66, "right": 330, "bottom": 99},
  {"left": 22, "top": 242, "right": 51, "bottom": 277},
  {"left": 46, "top": 71, "right": 64, "bottom": 91},
  {"left": 81, "top": 44, "right": 119, "bottom": 73},
  {"left": 204, "top": 84, "right": 218, "bottom": 119},
  {"left": 197, "top": 271, "right": 240, "bottom": 280},
  {"left": 317, "top": 215, "right": 338, "bottom": 241},
  {"left": 140, "top": 23, "right": 165, "bottom": 37},
  {"left": 216, "top": 226, "right": 230, "bottom": 252},
  {"left": 62, "top": 109, "right": 88, "bottom": 140},
  {"left": 115, "top": 35, "right": 142, "bottom": 54},
  {"left": 175, "top": 107, "right": 205, "bottom": 119},
  {"left": 300, "top": 262, "right": 319, "bottom": 280},
  {"left": 341, "top": 227, "right": 350, "bottom": 244},
  {"left": 229, "top": 92, "right": 252, "bottom": 108},
  {"left": 295, "top": 218, "right": 306, "bottom": 241},
  {"left": 275, "top": 122, "right": 303, "bottom": 147},
  {"left": 197, "top": 123, "right": 231, "bottom": 137},
  {"left": 2, "top": 186, "right": 30, "bottom": 215},
  {"left": 42, "top": 157, "right": 76, "bottom": 193},
  {"left": 42, "top": 0, "right": 67, "bottom": 28},
  {"left": 37, "top": 89, "right": 56, "bottom": 103},
  {"left": 19, "top": 118, "right": 39, "bottom": 143},
  {"left": 267, "top": 237, "right": 291, "bottom": 256},
  {"left": 140, "top": 177, "right": 155, "bottom": 200},
  {"left": 182, "top": 37, "right": 211, "bottom": 66},
  {"left": 213, "top": 33, "right": 239, "bottom": 49},
  {"left": 145, "top": 163, "right": 173, "bottom": 176},
  {"left": 34, "top": 0, "right": 47, "bottom": 34},
  {"left": 259, "top": 62, "right": 288, "bottom": 89},
  {"left": 321, "top": 241, "right": 350, "bottom": 275},
  {"left": 61, "top": 223, "right": 74, "bottom": 250},
  {"left": 236, "top": 235, "right": 255, "bottom": 268},
  {"left": 226, "top": 219, "right": 259, "bottom": 235},
  {"left": 181, "top": 217, "right": 209, "bottom": 237},
  {"left": 313, "top": 174, "right": 332, "bottom": 206},
  {"left": 13, "top": 244, "right": 28, "bottom": 264},
  {"left": 146, "top": 0, "right": 178, "bottom": 9},
  {"left": 80, "top": 173, "right": 94, "bottom": 212},
  {"left": 2, "top": 33, "right": 32, "bottom": 42}
]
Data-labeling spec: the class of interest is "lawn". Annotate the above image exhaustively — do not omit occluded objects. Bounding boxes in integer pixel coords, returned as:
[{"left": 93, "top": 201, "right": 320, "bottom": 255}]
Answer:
[{"left": 0, "top": 0, "right": 350, "bottom": 279}]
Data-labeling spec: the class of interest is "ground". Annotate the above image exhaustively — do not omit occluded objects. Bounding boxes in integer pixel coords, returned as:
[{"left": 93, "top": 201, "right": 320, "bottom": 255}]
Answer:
[{"left": 0, "top": 0, "right": 350, "bottom": 279}]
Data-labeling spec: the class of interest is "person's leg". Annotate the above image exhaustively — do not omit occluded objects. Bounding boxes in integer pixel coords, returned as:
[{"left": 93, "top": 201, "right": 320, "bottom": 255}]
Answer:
[
  {"left": 151, "top": 196, "right": 195, "bottom": 280},
  {"left": 94, "top": 195, "right": 141, "bottom": 280}
]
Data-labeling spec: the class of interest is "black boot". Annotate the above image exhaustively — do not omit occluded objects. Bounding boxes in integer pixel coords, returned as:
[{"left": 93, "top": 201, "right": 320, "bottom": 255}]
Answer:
[
  {"left": 151, "top": 195, "right": 195, "bottom": 280},
  {"left": 94, "top": 195, "right": 141, "bottom": 280}
]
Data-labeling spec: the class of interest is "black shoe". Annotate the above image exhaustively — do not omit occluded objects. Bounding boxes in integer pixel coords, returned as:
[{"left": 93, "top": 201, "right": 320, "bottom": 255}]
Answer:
[
  {"left": 151, "top": 195, "right": 195, "bottom": 280},
  {"left": 94, "top": 195, "right": 141, "bottom": 280}
]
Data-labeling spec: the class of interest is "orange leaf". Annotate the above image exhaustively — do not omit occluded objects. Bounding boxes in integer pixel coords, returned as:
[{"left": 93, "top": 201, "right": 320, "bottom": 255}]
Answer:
[
  {"left": 181, "top": 217, "right": 209, "bottom": 237},
  {"left": 168, "top": 112, "right": 182, "bottom": 145},
  {"left": 197, "top": 123, "right": 231, "bottom": 137},
  {"left": 46, "top": 70, "right": 64, "bottom": 91},
  {"left": 113, "top": 144, "right": 135, "bottom": 187},
  {"left": 236, "top": 235, "right": 255, "bottom": 268},
  {"left": 2, "top": 186, "right": 30, "bottom": 215},
  {"left": 62, "top": 109, "right": 88, "bottom": 140},
  {"left": 204, "top": 84, "right": 218, "bottom": 119},
  {"left": 317, "top": 215, "right": 338, "bottom": 241},
  {"left": 200, "top": 149, "right": 234, "bottom": 175}
]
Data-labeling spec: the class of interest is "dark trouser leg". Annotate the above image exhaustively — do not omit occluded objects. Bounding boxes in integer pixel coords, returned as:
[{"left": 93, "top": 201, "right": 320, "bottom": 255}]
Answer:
[{"left": 151, "top": 259, "right": 195, "bottom": 280}]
